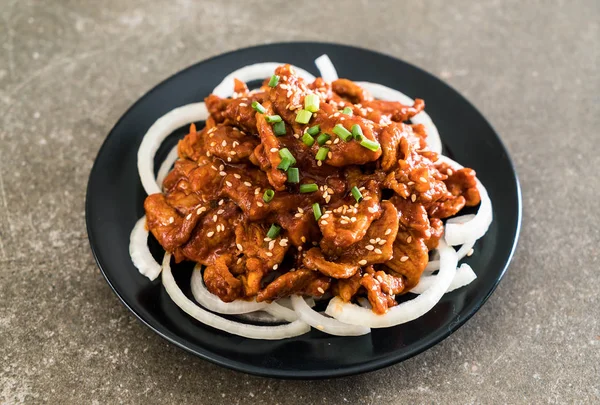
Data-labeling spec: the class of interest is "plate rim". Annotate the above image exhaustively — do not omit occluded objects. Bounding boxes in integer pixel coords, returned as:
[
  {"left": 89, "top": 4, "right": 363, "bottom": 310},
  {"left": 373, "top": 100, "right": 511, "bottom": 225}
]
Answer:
[{"left": 85, "top": 41, "right": 522, "bottom": 379}]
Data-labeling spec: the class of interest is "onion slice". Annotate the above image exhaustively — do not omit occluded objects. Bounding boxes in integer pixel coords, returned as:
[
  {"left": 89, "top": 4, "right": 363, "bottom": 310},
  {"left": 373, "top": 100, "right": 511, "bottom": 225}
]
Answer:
[
  {"left": 325, "top": 241, "right": 458, "bottom": 328},
  {"left": 314, "top": 54, "right": 338, "bottom": 82},
  {"left": 411, "top": 263, "right": 476, "bottom": 294},
  {"left": 190, "top": 266, "right": 268, "bottom": 314},
  {"left": 291, "top": 295, "right": 370, "bottom": 336},
  {"left": 156, "top": 145, "right": 179, "bottom": 189},
  {"left": 437, "top": 156, "right": 493, "bottom": 246},
  {"left": 129, "top": 216, "right": 162, "bottom": 281},
  {"left": 137, "top": 102, "right": 208, "bottom": 195},
  {"left": 161, "top": 254, "right": 310, "bottom": 340},
  {"left": 355, "top": 81, "right": 443, "bottom": 154},
  {"left": 212, "top": 63, "right": 316, "bottom": 98}
]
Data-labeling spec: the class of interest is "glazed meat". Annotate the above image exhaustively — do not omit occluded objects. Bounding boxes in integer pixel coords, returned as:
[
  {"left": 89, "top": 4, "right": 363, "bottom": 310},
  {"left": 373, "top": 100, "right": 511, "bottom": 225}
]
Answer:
[{"left": 144, "top": 66, "right": 480, "bottom": 312}]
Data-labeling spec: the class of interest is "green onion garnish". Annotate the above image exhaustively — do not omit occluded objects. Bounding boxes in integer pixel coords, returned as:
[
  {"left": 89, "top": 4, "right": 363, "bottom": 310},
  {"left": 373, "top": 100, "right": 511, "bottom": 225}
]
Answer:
[
  {"left": 266, "top": 115, "right": 282, "bottom": 123},
  {"left": 268, "top": 74, "right": 279, "bottom": 87},
  {"left": 351, "top": 124, "right": 364, "bottom": 141},
  {"left": 277, "top": 157, "right": 293, "bottom": 171},
  {"left": 273, "top": 121, "right": 287, "bottom": 136},
  {"left": 302, "top": 132, "right": 315, "bottom": 147},
  {"left": 351, "top": 186, "right": 363, "bottom": 202},
  {"left": 263, "top": 189, "right": 275, "bottom": 203},
  {"left": 316, "top": 133, "right": 330, "bottom": 146},
  {"left": 307, "top": 125, "right": 320, "bottom": 136},
  {"left": 304, "top": 94, "right": 320, "bottom": 112},
  {"left": 313, "top": 203, "right": 322, "bottom": 221},
  {"left": 295, "top": 109, "right": 312, "bottom": 124},
  {"left": 333, "top": 124, "right": 353, "bottom": 141},
  {"left": 315, "top": 147, "right": 329, "bottom": 161},
  {"left": 287, "top": 167, "right": 300, "bottom": 183},
  {"left": 278, "top": 148, "right": 296, "bottom": 165},
  {"left": 266, "top": 224, "right": 281, "bottom": 239},
  {"left": 360, "top": 138, "right": 380, "bottom": 152},
  {"left": 299, "top": 183, "right": 318, "bottom": 193},
  {"left": 342, "top": 106, "right": 353, "bottom": 115},
  {"left": 251, "top": 101, "right": 266, "bottom": 114}
]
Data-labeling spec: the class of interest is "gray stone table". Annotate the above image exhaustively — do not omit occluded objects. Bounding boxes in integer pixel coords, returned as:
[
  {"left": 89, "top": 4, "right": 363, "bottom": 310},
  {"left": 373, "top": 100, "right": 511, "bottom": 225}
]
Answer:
[{"left": 1, "top": 0, "right": 598, "bottom": 403}]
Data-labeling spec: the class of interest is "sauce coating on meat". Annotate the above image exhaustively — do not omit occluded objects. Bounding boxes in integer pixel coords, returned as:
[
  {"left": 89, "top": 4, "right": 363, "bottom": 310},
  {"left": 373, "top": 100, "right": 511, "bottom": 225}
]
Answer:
[{"left": 144, "top": 65, "right": 480, "bottom": 313}]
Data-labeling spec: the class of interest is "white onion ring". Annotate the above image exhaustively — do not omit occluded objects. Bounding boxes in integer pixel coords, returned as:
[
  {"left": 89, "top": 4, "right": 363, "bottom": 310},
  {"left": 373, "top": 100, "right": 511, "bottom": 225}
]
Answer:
[
  {"left": 161, "top": 254, "right": 310, "bottom": 340},
  {"left": 156, "top": 145, "right": 179, "bottom": 189},
  {"left": 325, "top": 240, "right": 458, "bottom": 328},
  {"left": 129, "top": 216, "right": 162, "bottom": 281},
  {"left": 190, "top": 266, "right": 268, "bottom": 314},
  {"left": 411, "top": 263, "right": 476, "bottom": 294},
  {"left": 290, "top": 295, "right": 370, "bottom": 336},
  {"left": 437, "top": 156, "right": 493, "bottom": 246},
  {"left": 212, "top": 63, "right": 316, "bottom": 98},
  {"left": 314, "top": 54, "right": 339, "bottom": 82},
  {"left": 137, "top": 102, "right": 208, "bottom": 195},
  {"left": 356, "top": 81, "right": 443, "bottom": 154},
  {"left": 424, "top": 215, "right": 476, "bottom": 272}
]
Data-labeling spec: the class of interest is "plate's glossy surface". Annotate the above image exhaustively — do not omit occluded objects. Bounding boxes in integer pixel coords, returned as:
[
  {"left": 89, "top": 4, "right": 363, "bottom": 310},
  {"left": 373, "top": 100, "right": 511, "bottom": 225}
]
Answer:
[{"left": 86, "top": 42, "right": 521, "bottom": 379}]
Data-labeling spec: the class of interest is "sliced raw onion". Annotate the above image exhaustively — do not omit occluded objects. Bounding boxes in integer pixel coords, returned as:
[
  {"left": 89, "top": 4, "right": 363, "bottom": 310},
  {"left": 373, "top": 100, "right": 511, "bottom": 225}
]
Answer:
[
  {"left": 314, "top": 54, "right": 338, "bottom": 82},
  {"left": 437, "top": 156, "right": 493, "bottom": 246},
  {"left": 156, "top": 145, "right": 179, "bottom": 188},
  {"left": 356, "top": 81, "right": 442, "bottom": 154},
  {"left": 212, "top": 63, "right": 316, "bottom": 98},
  {"left": 129, "top": 216, "right": 162, "bottom": 281},
  {"left": 190, "top": 266, "right": 268, "bottom": 314},
  {"left": 325, "top": 240, "right": 458, "bottom": 328},
  {"left": 263, "top": 301, "right": 300, "bottom": 323},
  {"left": 161, "top": 254, "right": 310, "bottom": 340},
  {"left": 233, "top": 311, "right": 283, "bottom": 324},
  {"left": 424, "top": 215, "right": 476, "bottom": 272},
  {"left": 411, "top": 263, "right": 476, "bottom": 294},
  {"left": 291, "top": 295, "right": 370, "bottom": 336},
  {"left": 137, "top": 102, "right": 208, "bottom": 195}
]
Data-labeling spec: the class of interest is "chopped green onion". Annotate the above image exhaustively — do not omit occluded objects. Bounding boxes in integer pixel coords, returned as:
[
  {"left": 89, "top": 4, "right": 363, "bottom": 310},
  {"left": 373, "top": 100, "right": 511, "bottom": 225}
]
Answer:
[
  {"left": 278, "top": 148, "right": 296, "bottom": 165},
  {"left": 299, "top": 183, "right": 318, "bottom": 193},
  {"left": 273, "top": 121, "right": 287, "bottom": 136},
  {"left": 268, "top": 74, "right": 279, "bottom": 87},
  {"left": 333, "top": 124, "right": 353, "bottom": 141},
  {"left": 266, "top": 224, "right": 281, "bottom": 239},
  {"left": 263, "top": 189, "right": 275, "bottom": 203},
  {"left": 312, "top": 203, "right": 322, "bottom": 221},
  {"left": 351, "top": 186, "right": 363, "bottom": 202},
  {"left": 251, "top": 101, "right": 266, "bottom": 114},
  {"left": 351, "top": 124, "right": 364, "bottom": 141},
  {"left": 287, "top": 167, "right": 300, "bottom": 183},
  {"left": 360, "top": 138, "right": 381, "bottom": 152},
  {"left": 342, "top": 106, "right": 353, "bottom": 115},
  {"left": 316, "top": 133, "right": 330, "bottom": 146},
  {"left": 307, "top": 125, "right": 320, "bottom": 136},
  {"left": 315, "top": 147, "right": 329, "bottom": 161},
  {"left": 295, "top": 109, "right": 312, "bottom": 124},
  {"left": 302, "top": 132, "right": 315, "bottom": 147},
  {"left": 304, "top": 94, "right": 320, "bottom": 112},
  {"left": 266, "top": 115, "right": 282, "bottom": 123},
  {"left": 277, "top": 157, "right": 293, "bottom": 171}
]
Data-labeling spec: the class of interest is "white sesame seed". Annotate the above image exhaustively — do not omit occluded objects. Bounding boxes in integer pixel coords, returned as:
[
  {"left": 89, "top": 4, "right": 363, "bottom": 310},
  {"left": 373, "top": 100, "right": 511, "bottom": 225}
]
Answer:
[
  {"left": 298, "top": 207, "right": 304, "bottom": 213},
  {"left": 321, "top": 220, "right": 328, "bottom": 225},
  {"left": 447, "top": 169, "right": 453, "bottom": 176},
  {"left": 225, "top": 181, "right": 232, "bottom": 187},
  {"left": 237, "top": 258, "right": 242, "bottom": 264},
  {"left": 218, "top": 199, "right": 224, "bottom": 206},
  {"left": 327, "top": 188, "right": 334, "bottom": 194},
  {"left": 206, "top": 152, "right": 211, "bottom": 157},
  {"left": 358, "top": 260, "right": 367, "bottom": 266},
  {"left": 407, "top": 236, "right": 412, "bottom": 243},
  {"left": 467, "top": 248, "right": 474, "bottom": 257},
  {"left": 254, "top": 187, "right": 261, "bottom": 195},
  {"left": 400, "top": 256, "right": 409, "bottom": 262},
  {"left": 243, "top": 181, "right": 251, "bottom": 187},
  {"left": 227, "top": 157, "right": 232, "bottom": 162},
  {"left": 232, "top": 141, "right": 239, "bottom": 147},
  {"left": 325, "top": 196, "right": 331, "bottom": 203},
  {"left": 279, "top": 239, "right": 288, "bottom": 247},
  {"left": 213, "top": 215, "right": 217, "bottom": 222},
  {"left": 301, "top": 236, "right": 306, "bottom": 243},
  {"left": 239, "top": 103, "right": 247, "bottom": 107},
  {"left": 408, "top": 181, "right": 415, "bottom": 186},
  {"left": 411, "top": 194, "right": 417, "bottom": 202},
  {"left": 378, "top": 240, "right": 386, "bottom": 245},
  {"left": 340, "top": 220, "right": 348, "bottom": 224},
  {"left": 327, "top": 152, "right": 332, "bottom": 159},
  {"left": 264, "top": 237, "right": 271, "bottom": 242},
  {"left": 207, "top": 231, "right": 215, "bottom": 237},
  {"left": 196, "top": 207, "right": 206, "bottom": 215},
  {"left": 217, "top": 209, "right": 224, "bottom": 215},
  {"left": 257, "top": 201, "right": 264, "bottom": 207},
  {"left": 374, "top": 248, "right": 382, "bottom": 254},
  {"left": 368, "top": 206, "right": 377, "bottom": 213},
  {"left": 273, "top": 264, "right": 278, "bottom": 270},
  {"left": 365, "top": 245, "right": 374, "bottom": 251},
  {"left": 219, "top": 164, "right": 224, "bottom": 171},
  {"left": 350, "top": 217, "right": 356, "bottom": 222},
  {"left": 420, "top": 177, "right": 427, "bottom": 183},
  {"left": 219, "top": 171, "right": 226, "bottom": 177},
  {"left": 237, "top": 243, "right": 243, "bottom": 251},
  {"left": 369, "top": 239, "right": 376, "bottom": 244},
  {"left": 385, "top": 228, "right": 392, "bottom": 235},
  {"left": 266, "top": 252, "right": 273, "bottom": 257},
  {"left": 321, "top": 214, "right": 330, "bottom": 219},
  {"left": 233, "top": 173, "right": 241, "bottom": 179},
  {"left": 294, "top": 213, "right": 303, "bottom": 218},
  {"left": 269, "top": 240, "right": 275, "bottom": 250},
  {"left": 186, "top": 213, "right": 192, "bottom": 220},
  {"left": 333, "top": 138, "right": 340, "bottom": 144},
  {"left": 270, "top": 148, "right": 278, "bottom": 153},
  {"left": 317, "top": 287, "right": 325, "bottom": 294},
  {"left": 293, "top": 134, "right": 300, "bottom": 139},
  {"left": 325, "top": 140, "right": 332, "bottom": 145},
  {"left": 317, "top": 161, "right": 322, "bottom": 166},
  {"left": 210, "top": 142, "right": 216, "bottom": 147},
  {"left": 168, "top": 216, "right": 174, "bottom": 224},
  {"left": 297, "top": 246, "right": 302, "bottom": 251},
  {"left": 229, "top": 151, "right": 236, "bottom": 155}
]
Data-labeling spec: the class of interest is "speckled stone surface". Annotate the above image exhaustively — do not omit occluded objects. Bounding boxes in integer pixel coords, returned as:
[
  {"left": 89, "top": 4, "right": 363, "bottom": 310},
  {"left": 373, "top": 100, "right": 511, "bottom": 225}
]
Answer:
[{"left": 1, "top": 0, "right": 598, "bottom": 403}]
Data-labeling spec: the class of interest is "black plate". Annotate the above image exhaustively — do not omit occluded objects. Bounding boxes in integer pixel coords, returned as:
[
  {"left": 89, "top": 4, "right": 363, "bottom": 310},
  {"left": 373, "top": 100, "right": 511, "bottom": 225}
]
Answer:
[{"left": 86, "top": 42, "right": 521, "bottom": 379}]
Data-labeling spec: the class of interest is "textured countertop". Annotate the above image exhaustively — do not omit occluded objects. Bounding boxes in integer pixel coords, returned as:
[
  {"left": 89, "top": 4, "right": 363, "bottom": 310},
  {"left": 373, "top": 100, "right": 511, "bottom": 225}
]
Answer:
[{"left": 1, "top": 0, "right": 598, "bottom": 403}]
